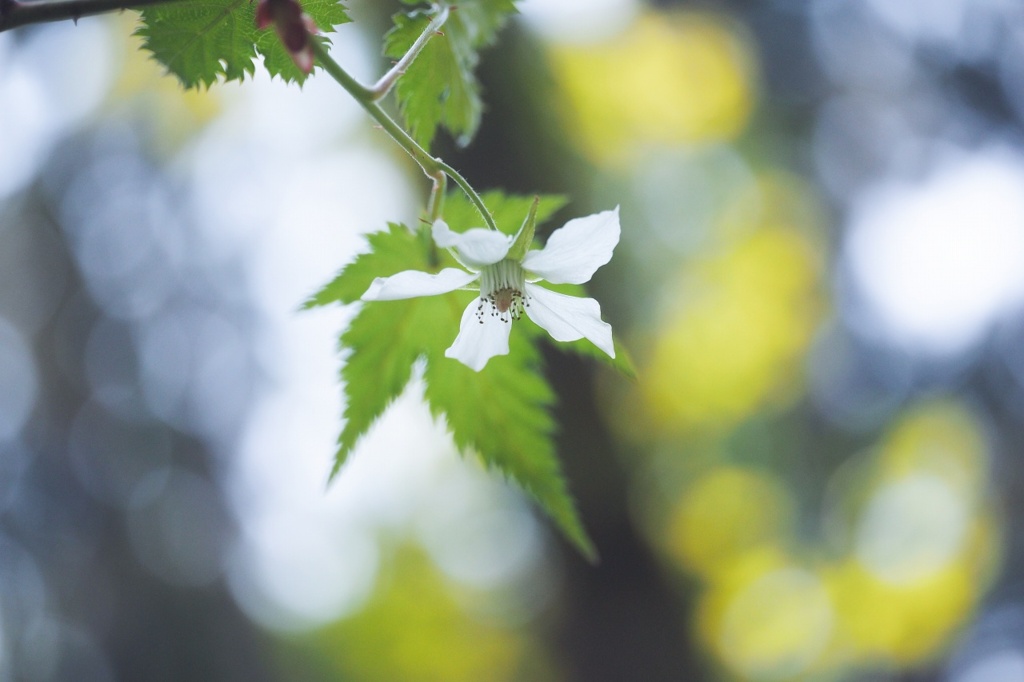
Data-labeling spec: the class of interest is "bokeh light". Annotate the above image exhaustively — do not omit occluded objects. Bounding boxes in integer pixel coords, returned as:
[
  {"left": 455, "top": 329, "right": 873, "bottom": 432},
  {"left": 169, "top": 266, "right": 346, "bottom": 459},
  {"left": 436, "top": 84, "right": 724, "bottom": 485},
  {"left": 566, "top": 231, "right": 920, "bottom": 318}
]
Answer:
[
  {"left": 844, "top": 149, "right": 1024, "bottom": 356},
  {"left": 546, "top": 9, "right": 756, "bottom": 165},
  {"left": 3, "top": 0, "right": 1024, "bottom": 679}
]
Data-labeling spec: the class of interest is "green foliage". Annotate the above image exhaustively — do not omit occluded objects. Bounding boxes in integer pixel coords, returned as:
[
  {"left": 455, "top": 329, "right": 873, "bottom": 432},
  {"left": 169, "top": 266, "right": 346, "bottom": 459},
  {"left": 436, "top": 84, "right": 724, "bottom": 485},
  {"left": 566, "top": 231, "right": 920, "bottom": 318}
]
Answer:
[
  {"left": 333, "top": 288, "right": 447, "bottom": 477},
  {"left": 297, "top": 548, "right": 553, "bottom": 680},
  {"left": 308, "top": 212, "right": 594, "bottom": 558},
  {"left": 303, "top": 223, "right": 430, "bottom": 308},
  {"left": 384, "top": 0, "right": 517, "bottom": 149},
  {"left": 136, "top": 0, "right": 350, "bottom": 88},
  {"left": 443, "top": 189, "right": 565, "bottom": 236},
  {"left": 423, "top": 324, "right": 596, "bottom": 559},
  {"left": 537, "top": 283, "right": 638, "bottom": 379}
]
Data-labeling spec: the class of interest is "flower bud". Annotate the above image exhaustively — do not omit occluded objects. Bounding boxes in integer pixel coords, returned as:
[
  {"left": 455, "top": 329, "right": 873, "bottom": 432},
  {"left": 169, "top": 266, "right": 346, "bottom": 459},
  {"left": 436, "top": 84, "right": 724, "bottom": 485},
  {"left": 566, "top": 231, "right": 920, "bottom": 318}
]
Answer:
[{"left": 255, "top": 0, "right": 318, "bottom": 73}]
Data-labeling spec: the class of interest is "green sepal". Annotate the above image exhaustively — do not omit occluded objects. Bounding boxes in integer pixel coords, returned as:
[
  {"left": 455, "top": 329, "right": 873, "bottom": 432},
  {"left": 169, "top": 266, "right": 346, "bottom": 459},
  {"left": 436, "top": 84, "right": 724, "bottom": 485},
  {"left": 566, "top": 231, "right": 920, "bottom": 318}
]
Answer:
[
  {"left": 443, "top": 189, "right": 566, "bottom": 236},
  {"left": 507, "top": 196, "right": 539, "bottom": 261}
]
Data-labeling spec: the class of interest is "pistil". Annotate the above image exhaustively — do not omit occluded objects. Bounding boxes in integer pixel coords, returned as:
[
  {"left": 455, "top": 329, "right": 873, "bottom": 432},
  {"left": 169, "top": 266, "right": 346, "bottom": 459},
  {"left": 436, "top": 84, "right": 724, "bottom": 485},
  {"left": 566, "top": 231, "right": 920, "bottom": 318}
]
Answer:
[{"left": 476, "top": 259, "right": 527, "bottom": 324}]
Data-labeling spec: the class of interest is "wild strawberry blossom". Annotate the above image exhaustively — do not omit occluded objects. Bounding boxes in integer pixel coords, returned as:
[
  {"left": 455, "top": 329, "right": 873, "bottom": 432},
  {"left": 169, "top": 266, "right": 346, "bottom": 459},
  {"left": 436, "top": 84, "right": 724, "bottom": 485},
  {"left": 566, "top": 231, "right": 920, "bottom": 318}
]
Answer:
[{"left": 362, "top": 207, "right": 620, "bottom": 370}]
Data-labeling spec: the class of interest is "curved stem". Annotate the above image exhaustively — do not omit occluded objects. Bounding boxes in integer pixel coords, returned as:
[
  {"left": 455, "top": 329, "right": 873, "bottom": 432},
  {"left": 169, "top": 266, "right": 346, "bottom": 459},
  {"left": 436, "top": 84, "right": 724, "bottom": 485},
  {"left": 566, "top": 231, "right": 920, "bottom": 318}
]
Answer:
[
  {"left": 435, "top": 158, "right": 497, "bottom": 231},
  {"left": 312, "top": 40, "right": 438, "bottom": 174},
  {"left": 370, "top": 3, "right": 448, "bottom": 101},
  {"left": 311, "top": 39, "right": 499, "bottom": 233}
]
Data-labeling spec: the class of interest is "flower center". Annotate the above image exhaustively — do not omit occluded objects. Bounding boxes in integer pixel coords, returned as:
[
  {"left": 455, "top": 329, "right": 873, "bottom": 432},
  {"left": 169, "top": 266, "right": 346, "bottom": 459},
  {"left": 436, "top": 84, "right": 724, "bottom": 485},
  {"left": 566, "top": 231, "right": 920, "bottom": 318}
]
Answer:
[{"left": 477, "top": 259, "right": 528, "bottom": 324}]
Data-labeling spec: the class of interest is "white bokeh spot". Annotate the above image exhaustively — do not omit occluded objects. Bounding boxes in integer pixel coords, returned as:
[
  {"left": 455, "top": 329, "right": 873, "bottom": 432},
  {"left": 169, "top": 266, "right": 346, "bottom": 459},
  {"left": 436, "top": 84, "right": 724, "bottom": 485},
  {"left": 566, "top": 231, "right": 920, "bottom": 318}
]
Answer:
[{"left": 845, "top": 149, "right": 1024, "bottom": 355}]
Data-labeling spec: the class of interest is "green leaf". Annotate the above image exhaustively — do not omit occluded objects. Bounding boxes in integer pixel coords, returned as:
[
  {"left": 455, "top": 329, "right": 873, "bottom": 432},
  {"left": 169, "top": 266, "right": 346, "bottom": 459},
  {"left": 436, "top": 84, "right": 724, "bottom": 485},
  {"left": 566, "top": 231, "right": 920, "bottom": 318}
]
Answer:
[
  {"left": 384, "top": 0, "right": 517, "bottom": 149},
  {"left": 443, "top": 189, "right": 566, "bottom": 236},
  {"left": 313, "top": 217, "right": 594, "bottom": 557},
  {"left": 333, "top": 291, "right": 449, "bottom": 477},
  {"left": 423, "top": 312, "right": 596, "bottom": 560},
  {"left": 306, "top": 192, "right": 565, "bottom": 309},
  {"left": 304, "top": 223, "right": 431, "bottom": 308},
  {"left": 534, "top": 281, "right": 636, "bottom": 378},
  {"left": 325, "top": 222, "right": 444, "bottom": 473},
  {"left": 137, "top": 0, "right": 350, "bottom": 89}
]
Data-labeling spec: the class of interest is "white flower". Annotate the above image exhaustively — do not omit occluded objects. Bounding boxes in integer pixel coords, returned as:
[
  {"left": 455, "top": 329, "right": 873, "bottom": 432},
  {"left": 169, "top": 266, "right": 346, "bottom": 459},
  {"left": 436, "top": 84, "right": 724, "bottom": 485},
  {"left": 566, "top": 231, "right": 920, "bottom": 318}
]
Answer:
[{"left": 362, "top": 207, "right": 620, "bottom": 371}]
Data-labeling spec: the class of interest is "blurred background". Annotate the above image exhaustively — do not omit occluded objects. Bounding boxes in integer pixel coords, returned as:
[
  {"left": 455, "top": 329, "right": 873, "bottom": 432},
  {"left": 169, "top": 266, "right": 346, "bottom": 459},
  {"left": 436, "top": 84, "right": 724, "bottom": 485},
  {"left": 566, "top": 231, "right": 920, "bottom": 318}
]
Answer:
[{"left": 2, "top": 0, "right": 1024, "bottom": 679}]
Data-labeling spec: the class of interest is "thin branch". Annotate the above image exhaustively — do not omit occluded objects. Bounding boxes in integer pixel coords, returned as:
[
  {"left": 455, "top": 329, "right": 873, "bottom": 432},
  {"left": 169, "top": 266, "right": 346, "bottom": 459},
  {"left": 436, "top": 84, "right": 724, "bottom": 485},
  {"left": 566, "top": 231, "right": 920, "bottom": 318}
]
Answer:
[
  {"left": 368, "top": 3, "right": 448, "bottom": 101},
  {"left": 312, "top": 41, "right": 498, "bottom": 232},
  {"left": 0, "top": 0, "right": 185, "bottom": 31}
]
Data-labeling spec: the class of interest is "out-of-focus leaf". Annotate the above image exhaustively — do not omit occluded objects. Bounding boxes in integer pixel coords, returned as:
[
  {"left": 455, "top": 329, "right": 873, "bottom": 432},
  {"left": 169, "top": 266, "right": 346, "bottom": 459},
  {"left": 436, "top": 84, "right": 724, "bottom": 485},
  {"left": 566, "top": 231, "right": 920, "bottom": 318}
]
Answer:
[
  {"left": 137, "top": 0, "right": 350, "bottom": 88},
  {"left": 384, "top": 0, "right": 517, "bottom": 148}
]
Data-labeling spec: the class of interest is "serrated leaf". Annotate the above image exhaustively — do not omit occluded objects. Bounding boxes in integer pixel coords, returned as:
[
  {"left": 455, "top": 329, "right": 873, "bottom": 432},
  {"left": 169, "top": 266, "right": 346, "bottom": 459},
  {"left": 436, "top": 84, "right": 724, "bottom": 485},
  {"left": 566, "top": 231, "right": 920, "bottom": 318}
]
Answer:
[
  {"left": 304, "top": 223, "right": 431, "bottom": 308},
  {"left": 443, "top": 189, "right": 566, "bottom": 236},
  {"left": 423, "top": 309, "right": 596, "bottom": 560},
  {"left": 136, "top": 0, "right": 350, "bottom": 88},
  {"left": 306, "top": 193, "right": 565, "bottom": 309},
  {"left": 384, "top": 0, "right": 517, "bottom": 148},
  {"left": 536, "top": 282, "right": 636, "bottom": 378},
  {"left": 326, "top": 222, "right": 443, "bottom": 472},
  {"left": 333, "top": 292, "right": 450, "bottom": 476},
  {"left": 315, "top": 216, "right": 594, "bottom": 556}
]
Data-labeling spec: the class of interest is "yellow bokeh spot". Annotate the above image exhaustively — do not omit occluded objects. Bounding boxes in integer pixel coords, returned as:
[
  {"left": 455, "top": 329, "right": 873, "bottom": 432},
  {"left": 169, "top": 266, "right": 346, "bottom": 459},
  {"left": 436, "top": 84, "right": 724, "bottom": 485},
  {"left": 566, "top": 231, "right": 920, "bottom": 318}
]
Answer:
[
  {"left": 876, "top": 401, "right": 988, "bottom": 499},
  {"left": 826, "top": 558, "right": 977, "bottom": 665},
  {"left": 671, "top": 400, "right": 1001, "bottom": 679},
  {"left": 547, "top": 11, "right": 756, "bottom": 164},
  {"left": 698, "top": 550, "right": 834, "bottom": 681},
  {"left": 642, "top": 224, "right": 820, "bottom": 431},
  {"left": 817, "top": 400, "right": 1000, "bottom": 669},
  {"left": 308, "top": 548, "right": 546, "bottom": 682},
  {"left": 665, "top": 466, "right": 794, "bottom": 578}
]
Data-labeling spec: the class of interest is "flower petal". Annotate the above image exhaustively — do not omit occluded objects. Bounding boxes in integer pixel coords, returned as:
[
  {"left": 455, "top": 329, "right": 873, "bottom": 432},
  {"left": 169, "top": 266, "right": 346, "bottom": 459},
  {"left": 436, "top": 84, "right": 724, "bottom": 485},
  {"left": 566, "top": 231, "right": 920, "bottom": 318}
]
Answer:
[
  {"left": 361, "top": 268, "right": 478, "bottom": 301},
  {"left": 432, "top": 220, "right": 511, "bottom": 269},
  {"left": 525, "top": 284, "right": 615, "bottom": 358},
  {"left": 521, "top": 206, "right": 620, "bottom": 284},
  {"left": 445, "top": 298, "right": 512, "bottom": 371}
]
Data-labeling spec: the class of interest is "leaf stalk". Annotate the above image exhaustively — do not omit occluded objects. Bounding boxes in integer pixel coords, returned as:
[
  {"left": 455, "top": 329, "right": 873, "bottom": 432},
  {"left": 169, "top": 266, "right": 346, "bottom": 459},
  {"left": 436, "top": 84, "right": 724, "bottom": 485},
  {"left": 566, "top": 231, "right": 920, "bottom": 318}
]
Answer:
[
  {"left": 368, "top": 3, "right": 448, "bottom": 101},
  {"left": 310, "top": 37, "right": 499, "bottom": 233}
]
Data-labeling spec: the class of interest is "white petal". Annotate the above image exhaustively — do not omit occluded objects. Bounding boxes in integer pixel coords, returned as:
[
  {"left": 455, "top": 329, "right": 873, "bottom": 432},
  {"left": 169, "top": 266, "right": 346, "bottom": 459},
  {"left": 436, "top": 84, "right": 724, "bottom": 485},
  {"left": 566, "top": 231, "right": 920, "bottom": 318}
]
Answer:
[
  {"left": 445, "top": 298, "right": 512, "bottom": 371},
  {"left": 521, "top": 206, "right": 620, "bottom": 284},
  {"left": 432, "top": 220, "right": 511, "bottom": 269},
  {"left": 361, "top": 268, "right": 478, "bottom": 301},
  {"left": 525, "top": 284, "right": 615, "bottom": 358}
]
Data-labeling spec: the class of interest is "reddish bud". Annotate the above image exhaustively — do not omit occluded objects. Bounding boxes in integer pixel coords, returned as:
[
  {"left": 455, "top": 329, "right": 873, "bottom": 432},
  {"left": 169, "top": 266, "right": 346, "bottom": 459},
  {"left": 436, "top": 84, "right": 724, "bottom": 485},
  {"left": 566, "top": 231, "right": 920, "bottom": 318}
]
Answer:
[{"left": 255, "top": 0, "right": 318, "bottom": 73}]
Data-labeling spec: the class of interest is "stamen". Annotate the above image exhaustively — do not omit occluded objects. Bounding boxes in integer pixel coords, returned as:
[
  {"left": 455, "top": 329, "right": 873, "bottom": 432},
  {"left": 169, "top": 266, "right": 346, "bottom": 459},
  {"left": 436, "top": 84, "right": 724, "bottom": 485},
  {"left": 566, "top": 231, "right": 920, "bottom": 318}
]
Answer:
[{"left": 474, "top": 258, "right": 528, "bottom": 325}]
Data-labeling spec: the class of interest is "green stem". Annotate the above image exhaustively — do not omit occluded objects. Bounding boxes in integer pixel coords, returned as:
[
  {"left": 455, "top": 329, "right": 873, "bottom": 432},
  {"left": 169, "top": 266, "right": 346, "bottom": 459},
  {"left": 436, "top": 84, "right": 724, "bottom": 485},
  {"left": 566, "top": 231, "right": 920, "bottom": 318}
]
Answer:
[
  {"left": 369, "top": 3, "right": 448, "bottom": 101},
  {"left": 435, "top": 158, "right": 497, "bottom": 232},
  {"left": 310, "top": 40, "right": 498, "bottom": 233}
]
